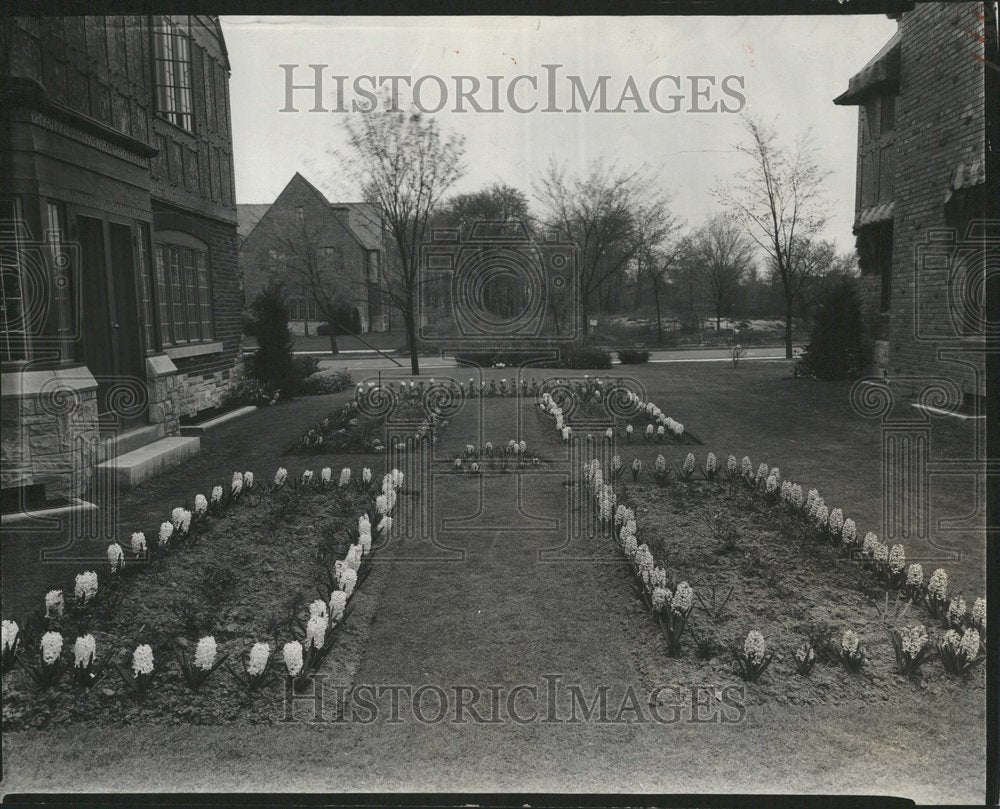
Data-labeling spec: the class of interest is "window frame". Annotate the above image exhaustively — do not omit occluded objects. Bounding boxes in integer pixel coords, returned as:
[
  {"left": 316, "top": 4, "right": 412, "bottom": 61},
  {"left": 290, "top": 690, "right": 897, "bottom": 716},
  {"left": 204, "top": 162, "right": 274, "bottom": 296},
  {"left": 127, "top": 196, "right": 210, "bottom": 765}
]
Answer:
[
  {"left": 152, "top": 232, "right": 215, "bottom": 347},
  {"left": 152, "top": 15, "right": 195, "bottom": 133}
]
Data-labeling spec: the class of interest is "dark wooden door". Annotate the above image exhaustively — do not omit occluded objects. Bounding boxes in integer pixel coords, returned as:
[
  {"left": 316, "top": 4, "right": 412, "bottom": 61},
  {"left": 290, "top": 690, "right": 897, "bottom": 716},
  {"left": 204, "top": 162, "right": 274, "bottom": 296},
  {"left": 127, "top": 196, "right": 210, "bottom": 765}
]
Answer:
[{"left": 77, "top": 216, "right": 147, "bottom": 430}]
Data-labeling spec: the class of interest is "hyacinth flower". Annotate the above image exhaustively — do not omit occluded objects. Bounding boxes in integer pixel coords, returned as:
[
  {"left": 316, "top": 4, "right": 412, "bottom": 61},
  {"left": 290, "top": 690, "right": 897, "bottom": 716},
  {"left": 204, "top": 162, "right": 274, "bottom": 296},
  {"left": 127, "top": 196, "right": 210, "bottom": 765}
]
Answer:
[
  {"left": 656, "top": 582, "right": 695, "bottom": 657},
  {"left": 792, "top": 641, "right": 817, "bottom": 676},
  {"left": 887, "top": 624, "right": 933, "bottom": 676},
  {"left": 925, "top": 568, "right": 950, "bottom": 619},
  {"left": 704, "top": 452, "right": 718, "bottom": 481},
  {"left": 115, "top": 644, "right": 156, "bottom": 699},
  {"left": 680, "top": 453, "right": 696, "bottom": 480},
  {"left": 18, "top": 631, "right": 66, "bottom": 689},
  {"left": 652, "top": 455, "right": 670, "bottom": 486},
  {"left": 937, "top": 628, "right": 984, "bottom": 675},
  {"left": 2, "top": 619, "right": 21, "bottom": 673},
  {"left": 837, "top": 630, "right": 867, "bottom": 672},
  {"left": 904, "top": 563, "right": 925, "bottom": 603},
  {"left": 71, "top": 634, "right": 116, "bottom": 689},
  {"left": 228, "top": 642, "right": 277, "bottom": 695},
  {"left": 175, "top": 635, "right": 229, "bottom": 689},
  {"left": 734, "top": 631, "right": 774, "bottom": 683}
]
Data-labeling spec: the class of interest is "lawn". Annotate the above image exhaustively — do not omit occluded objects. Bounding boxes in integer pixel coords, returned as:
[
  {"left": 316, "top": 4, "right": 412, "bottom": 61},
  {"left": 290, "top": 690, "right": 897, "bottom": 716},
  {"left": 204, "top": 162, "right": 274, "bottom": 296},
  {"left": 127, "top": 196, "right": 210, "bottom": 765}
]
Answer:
[{"left": 1, "top": 360, "right": 986, "bottom": 802}]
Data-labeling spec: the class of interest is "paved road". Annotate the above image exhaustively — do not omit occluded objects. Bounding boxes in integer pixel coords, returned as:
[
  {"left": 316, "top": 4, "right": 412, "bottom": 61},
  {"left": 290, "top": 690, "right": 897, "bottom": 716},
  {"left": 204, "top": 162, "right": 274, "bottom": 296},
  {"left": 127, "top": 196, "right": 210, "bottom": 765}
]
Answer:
[{"left": 315, "top": 346, "right": 800, "bottom": 373}]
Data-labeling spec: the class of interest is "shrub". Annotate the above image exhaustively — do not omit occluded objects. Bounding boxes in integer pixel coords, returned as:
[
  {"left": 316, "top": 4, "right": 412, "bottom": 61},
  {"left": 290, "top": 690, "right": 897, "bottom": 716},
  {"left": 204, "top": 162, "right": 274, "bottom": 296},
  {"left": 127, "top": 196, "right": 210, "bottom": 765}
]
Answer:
[
  {"left": 797, "top": 280, "right": 865, "bottom": 380},
  {"left": 617, "top": 348, "right": 650, "bottom": 364},
  {"left": 453, "top": 341, "right": 611, "bottom": 370},
  {"left": 559, "top": 342, "right": 612, "bottom": 369},
  {"left": 302, "top": 368, "right": 353, "bottom": 396},
  {"left": 250, "top": 284, "right": 298, "bottom": 396}
]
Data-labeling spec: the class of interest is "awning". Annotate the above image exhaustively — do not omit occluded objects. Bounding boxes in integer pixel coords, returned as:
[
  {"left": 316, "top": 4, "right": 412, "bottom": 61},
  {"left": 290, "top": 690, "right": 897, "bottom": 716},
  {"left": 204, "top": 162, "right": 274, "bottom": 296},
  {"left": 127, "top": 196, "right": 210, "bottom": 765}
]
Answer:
[
  {"left": 833, "top": 31, "right": 901, "bottom": 105},
  {"left": 943, "top": 158, "right": 985, "bottom": 204},
  {"left": 853, "top": 201, "right": 894, "bottom": 230}
]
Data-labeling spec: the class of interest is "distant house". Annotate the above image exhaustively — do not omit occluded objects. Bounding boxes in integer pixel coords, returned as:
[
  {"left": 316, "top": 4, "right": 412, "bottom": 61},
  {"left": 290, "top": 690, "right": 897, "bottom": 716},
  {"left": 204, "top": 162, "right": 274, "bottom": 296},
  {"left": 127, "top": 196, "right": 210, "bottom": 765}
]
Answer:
[
  {"left": 1, "top": 15, "right": 244, "bottom": 506},
  {"left": 834, "top": 2, "right": 987, "bottom": 403},
  {"left": 238, "top": 173, "right": 388, "bottom": 336}
]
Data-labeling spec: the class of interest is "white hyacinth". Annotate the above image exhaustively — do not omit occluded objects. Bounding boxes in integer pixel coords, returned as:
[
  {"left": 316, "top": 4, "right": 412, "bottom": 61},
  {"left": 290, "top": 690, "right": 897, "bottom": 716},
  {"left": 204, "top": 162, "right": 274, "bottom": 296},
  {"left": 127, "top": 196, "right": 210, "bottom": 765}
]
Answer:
[
  {"left": 321, "top": 467, "right": 332, "bottom": 484},
  {"left": 375, "top": 494, "right": 389, "bottom": 514},
  {"left": 171, "top": 506, "right": 186, "bottom": 528},
  {"left": 900, "top": 625, "right": 927, "bottom": 657},
  {"left": 194, "top": 636, "right": 217, "bottom": 671},
  {"left": 339, "top": 566, "right": 358, "bottom": 597},
  {"left": 339, "top": 468, "right": 351, "bottom": 487},
  {"left": 41, "top": 631, "right": 63, "bottom": 665},
  {"left": 862, "top": 532, "right": 879, "bottom": 556},
  {"left": 727, "top": 455, "right": 738, "bottom": 475},
  {"left": 626, "top": 424, "right": 634, "bottom": 436},
  {"left": 73, "top": 634, "right": 95, "bottom": 668},
  {"left": 654, "top": 455, "right": 667, "bottom": 474},
  {"left": 359, "top": 530, "right": 372, "bottom": 555},
  {"left": 282, "top": 641, "right": 303, "bottom": 676},
  {"left": 888, "top": 544, "right": 905, "bottom": 573},
  {"left": 672, "top": 582, "right": 694, "bottom": 613},
  {"left": 633, "top": 544, "right": 654, "bottom": 574},
  {"left": 828, "top": 508, "right": 844, "bottom": 534},
  {"left": 959, "top": 628, "right": 981, "bottom": 659},
  {"left": 247, "top": 642, "right": 270, "bottom": 676},
  {"left": 906, "top": 563, "right": 923, "bottom": 587},
  {"left": 562, "top": 426, "right": 571, "bottom": 441},
  {"left": 744, "top": 630, "right": 767, "bottom": 664},
  {"left": 972, "top": 597, "right": 986, "bottom": 630},
  {"left": 650, "top": 567, "right": 667, "bottom": 590},
  {"left": 175, "top": 509, "right": 192, "bottom": 534},
  {"left": 623, "top": 534, "right": 638, "bottom": 558},
  {"left": 302, "top": 469, "right": 314, "bottom": 484},
  {"left": 362, "top": 467, "right": 372, "bottom": 484},
  {"left": 309, "top": 599, "right": 328, "bottom": 619},
  {"left": 132, "top": 644, "right": 154, "bottom": 676},
  {"left": 274, "top": 467, "right": 288, "bottom": 486},
  {"left": 842, "top": 518, "right": 857, "bottom": 545},
  {"left": 305, "top": 613, "right": 329, "bottom": 651},
  {"left": 645, "top": 424, "right": 654, "bottom": 438},
  {"left": 329, "top": 590, "right": 347, "bottom": 622},
  {"left": 928, "top": 569, "right": 948, "bottom": 600},
  {"left": 74, "top": 571, "right": 98, "bottom": 604},
  {"left": 814, "top": 503, "right": 829, "bottom": 528},
  {"left": 791, "top": 484, "right": 804, "bottom": 508},
  {"left": 345, "top": 544, "right": 363, "bottom": 570},
  {"left": 131, "top": 532, "right": 147, "bottom": 556},
  {"left": 948, "top": 597, "right": 967, "bottom": 627},
  {"left": 741, "top": 456, "right": 753, "bottom": 477},
  {"left": 765, "top": 474, "right": 778, "bottom": 494},
  {"left": 211, "top": 485, "right": 223, "bottom": 503},
  {"left": 159, "top": 521, "right": 174, "bottom": 546},
  {"left": 705, "top": 452, "right": 717, "bottom": 474},
  {"left": 2, "top": 620, "right": 19, "bottom": 652},
  {"left": 841, "top": 629, "right": 860, "bottom": 654},
  {"left": 107, "top": 542, "right": 124, "bottom": 572},
  {"left": 231, "top": 471, "right": 243, "bottom": 495},
  {"left": 942, "top": 629, "right": 962, "bottom": 650},
  {"left": 45, "top": 589, "right": 64, "bottom": 618},
  {"left": 194, "top": 494, "right": 208, "bottom": 514},
  {"left": 755, "top": 462, "right": 769, "bottom": 483},
  {"left": 682, "top": 453, "right": 696, "bottom": 476},
  {"left": 244, "top": 471, "right": 254, "bottom": 488},
  {"left": 358, "top": 514, "right": 372, "bottom": 535},
  {"left": 873, "top": 542, "right": 889, "bottom": 564},
  {"left": 651, "top": 586, "right": 670, "bottom": 612}
]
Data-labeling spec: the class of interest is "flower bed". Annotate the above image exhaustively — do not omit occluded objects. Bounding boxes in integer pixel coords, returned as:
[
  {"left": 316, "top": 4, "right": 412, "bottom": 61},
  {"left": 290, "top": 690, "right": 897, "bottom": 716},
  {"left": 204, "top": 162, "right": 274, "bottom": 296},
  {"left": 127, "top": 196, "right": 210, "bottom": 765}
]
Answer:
[
  {"left": 537, "top": 378, "right": 700, "bottom": 445},
  {"left": 1, "top": 465, "right": 407, "bottom": 727},
  {"left": 578, "top": 449, "right": 985, "bottom": 707}
]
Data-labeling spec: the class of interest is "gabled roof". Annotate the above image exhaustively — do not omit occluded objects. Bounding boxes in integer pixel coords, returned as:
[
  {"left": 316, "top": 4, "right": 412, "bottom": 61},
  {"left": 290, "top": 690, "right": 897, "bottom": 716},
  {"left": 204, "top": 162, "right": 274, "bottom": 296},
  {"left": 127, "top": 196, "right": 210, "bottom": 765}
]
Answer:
[{"left": 236, "top": 204, "right": 272, "bottom": 239}]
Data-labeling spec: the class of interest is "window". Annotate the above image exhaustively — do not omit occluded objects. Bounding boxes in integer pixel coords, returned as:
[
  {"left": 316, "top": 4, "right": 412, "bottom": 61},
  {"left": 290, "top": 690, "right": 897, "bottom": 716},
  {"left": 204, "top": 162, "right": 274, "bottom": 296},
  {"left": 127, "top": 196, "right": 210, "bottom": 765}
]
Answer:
[
  {"left": 153, "top": 16, "right": 194, "bottom": 131},
  {"left": 0, "top": 198, "right": 29, "bottom": 362},
  {"left": 856, "top": 220, "right": 894, "bottom": 313},
  {"left": 288, "top": 297, "right": 318, "bottom": 321},
  {"left": 324, "top": 246, "right": 343, "bottom": 271},
  {"left": 154, "top": 237, "right": 213, "bottom": 345}
]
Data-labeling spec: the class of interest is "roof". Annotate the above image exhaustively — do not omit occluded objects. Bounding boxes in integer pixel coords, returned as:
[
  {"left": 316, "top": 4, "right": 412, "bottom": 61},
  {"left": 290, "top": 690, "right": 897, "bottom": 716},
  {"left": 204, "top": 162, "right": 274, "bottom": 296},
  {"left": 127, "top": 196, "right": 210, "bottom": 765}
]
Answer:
[
  {"left": 236, "top": 204, "right": 272, "bottom": 239},
  {"left": 833, "top": 30, "right": 901, "bottom": 105},
  {"left": 333, "top": 203, "right": 382, "bottom": 251}
]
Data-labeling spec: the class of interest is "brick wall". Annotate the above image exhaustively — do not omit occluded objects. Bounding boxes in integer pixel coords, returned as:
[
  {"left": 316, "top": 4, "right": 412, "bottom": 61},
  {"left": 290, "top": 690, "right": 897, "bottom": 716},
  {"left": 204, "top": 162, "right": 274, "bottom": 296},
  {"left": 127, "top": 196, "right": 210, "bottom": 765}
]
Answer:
[{"left": 887, "top": 2, "right": 986, "bottom": 398}]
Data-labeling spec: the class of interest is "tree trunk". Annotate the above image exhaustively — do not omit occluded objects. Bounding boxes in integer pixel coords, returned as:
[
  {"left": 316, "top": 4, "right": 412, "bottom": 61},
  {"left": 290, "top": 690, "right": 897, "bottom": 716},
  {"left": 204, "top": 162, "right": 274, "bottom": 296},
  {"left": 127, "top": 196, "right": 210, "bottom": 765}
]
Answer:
[
  {"left": 652, "top": 280, "right": 663, "bottom": 344},
  {"left": 404, "top": 308, "right": 420, "bottom": 375},
  {"left": 327, "top": 321, "right": 339, "bottom": 355},
  {"left": 784, "top": 297, "right": 794, "bottom": 360}
]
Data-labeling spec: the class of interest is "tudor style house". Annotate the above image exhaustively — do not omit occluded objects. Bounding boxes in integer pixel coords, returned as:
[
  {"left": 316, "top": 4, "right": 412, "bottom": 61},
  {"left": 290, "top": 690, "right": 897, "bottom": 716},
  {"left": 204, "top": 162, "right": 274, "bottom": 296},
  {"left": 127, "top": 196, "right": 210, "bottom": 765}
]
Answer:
[
  {"left": 238, "top": 173, "right": 388, "bottom": 337},
  {"left": 1, "top": 16, "right": 243, "bottom": 508},
  {"left": 834, "top": 2, "right": 988, "bottom": 405}
]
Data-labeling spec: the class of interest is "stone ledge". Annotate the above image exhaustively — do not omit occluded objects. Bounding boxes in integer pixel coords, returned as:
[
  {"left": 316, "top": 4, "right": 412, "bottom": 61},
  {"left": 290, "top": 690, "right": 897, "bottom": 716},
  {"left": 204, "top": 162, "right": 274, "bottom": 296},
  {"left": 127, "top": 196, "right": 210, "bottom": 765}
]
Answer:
[
  {"left": 1, "top": 366, "right": 98, "bottom": 399},
  {"left": 178, "top": 405, "right": 257, "bottom": 435},
  {"left": 146, "top": 354, "right": 179, "bottom": 379},
  {"left": 165, "top": 341, "right": 224, "bottom": 360},
  {"left": 95, "top": 435, "right": 200, "bottom": 489},
  {"left": 1, "top": 497, "right": 99, "bottom": 526}
]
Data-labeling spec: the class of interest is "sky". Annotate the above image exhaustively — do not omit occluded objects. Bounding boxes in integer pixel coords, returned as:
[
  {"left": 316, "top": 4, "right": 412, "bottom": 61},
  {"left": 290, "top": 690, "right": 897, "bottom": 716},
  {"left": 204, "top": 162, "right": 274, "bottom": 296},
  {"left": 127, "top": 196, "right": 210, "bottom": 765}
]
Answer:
[{"left": 222, "top": 15, "right": 898, "bottom": 253}]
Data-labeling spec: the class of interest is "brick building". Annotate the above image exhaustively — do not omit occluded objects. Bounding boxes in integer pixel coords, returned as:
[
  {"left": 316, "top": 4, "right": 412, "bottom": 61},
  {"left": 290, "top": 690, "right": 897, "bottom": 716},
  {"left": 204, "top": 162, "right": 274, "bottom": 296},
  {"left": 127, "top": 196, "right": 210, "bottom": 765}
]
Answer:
[
  {"left": 1, "top": 15, "right": 243, "bottom": 508},
  {"left": 834, "top": 2, "right": 988, "bottom": 403},
  {"left": 238, "top": 173, "right": 388, "bottom": 337}
]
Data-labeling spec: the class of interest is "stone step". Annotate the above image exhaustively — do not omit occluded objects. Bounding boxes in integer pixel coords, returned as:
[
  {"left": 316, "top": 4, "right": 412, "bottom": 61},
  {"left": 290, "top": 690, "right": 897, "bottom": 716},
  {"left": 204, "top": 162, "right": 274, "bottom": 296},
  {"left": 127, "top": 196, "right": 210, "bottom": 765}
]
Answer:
[
  {"left": 94, "top": 424, "right": 165, "bottom": 464},
  {"left": 95, "top": 436, "right": 201, "bottom": 490},
  {"left": 179, "top": 405, "right": 257, "bottom": 435}
]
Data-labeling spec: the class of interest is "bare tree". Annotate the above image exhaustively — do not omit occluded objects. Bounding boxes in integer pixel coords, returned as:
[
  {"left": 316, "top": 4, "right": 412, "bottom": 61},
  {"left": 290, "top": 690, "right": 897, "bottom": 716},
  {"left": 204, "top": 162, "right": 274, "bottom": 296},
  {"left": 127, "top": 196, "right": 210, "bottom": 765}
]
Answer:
[
  {"left": 690, "top": 215, "right": 755, "bottom": 331},
  {"left": 533, "top": 158, "right": 674, "bottom": 337},
  {"left": 343, "top": 109, "right": 466, "bottom": 375},
  {"left": 637, "top": 229, "right": 690, "bottom": 344},
  {"left": 255, "top": 206, "right": 349, "bottom": 355},
  {"left": 715, "top": 115, "right": 831, "bottom": 358}
]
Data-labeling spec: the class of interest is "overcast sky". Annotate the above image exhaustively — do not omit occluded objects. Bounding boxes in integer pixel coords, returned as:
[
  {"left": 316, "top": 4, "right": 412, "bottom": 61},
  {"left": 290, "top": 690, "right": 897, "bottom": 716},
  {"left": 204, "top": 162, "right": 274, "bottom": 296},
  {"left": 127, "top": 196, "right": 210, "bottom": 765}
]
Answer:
[{"left": 222, "top": 15, "right": 898, "bottom": 253}]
